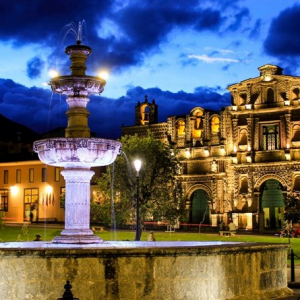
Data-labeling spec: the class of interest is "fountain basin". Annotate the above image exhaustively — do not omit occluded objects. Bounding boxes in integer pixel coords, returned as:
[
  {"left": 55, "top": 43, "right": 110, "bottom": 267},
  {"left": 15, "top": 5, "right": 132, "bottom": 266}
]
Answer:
[
  {"left": 0, "top": 241, "right": 291, "bottom": 300},
  {"left": 33, "top": 137, "right": 121, "bottom": 168}
]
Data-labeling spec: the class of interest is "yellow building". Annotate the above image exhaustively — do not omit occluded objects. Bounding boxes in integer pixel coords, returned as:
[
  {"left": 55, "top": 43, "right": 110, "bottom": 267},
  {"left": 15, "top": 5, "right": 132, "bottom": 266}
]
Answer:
[{"left": 123, "top": 64, "right": 300, "bottom": 231}]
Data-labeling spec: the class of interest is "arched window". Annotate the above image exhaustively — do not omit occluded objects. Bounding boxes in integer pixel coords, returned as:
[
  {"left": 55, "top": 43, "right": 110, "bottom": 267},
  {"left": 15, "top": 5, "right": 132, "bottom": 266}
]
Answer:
[
  {"left": 140, "top": 104, "right": 150, "bottom": 125},
  {"left": 211, "top": 116, "right": 220, "bottom": 134},
  {"left": 267, "top": 88, "right": 274, "bottom": 103},
  {"left": 193, "top": 111, "right": 203, "bottom": 138},
  {"left": 177, "top": 120, "right": 185, "bottom": 136}
]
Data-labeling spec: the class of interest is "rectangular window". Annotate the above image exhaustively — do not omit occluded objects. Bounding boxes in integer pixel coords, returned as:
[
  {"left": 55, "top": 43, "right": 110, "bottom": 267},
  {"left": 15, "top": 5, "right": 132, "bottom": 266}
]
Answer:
[
  {"left": 42, "top": 168, "right": 47, "bottom": 182},
  {"left": 29, "top": 169, "right": 34, "bottom": 183},
  {"left": 262, "top": 125, "right": 279, "bottom": 150},
  {"left": 3, "top": 170, "right": 8, "bottom": 184},
  {"left": 0, "top": 189, "right": 9, "bottom": 211},
  {"left": 16, "top": 169, "right": 21, "bottom": 183},
  {"left": 55, "top": 167, "right": 60, "bottom": 182},
  {"left": 24, "top": 188, "right": 39, "bottom": 222}
]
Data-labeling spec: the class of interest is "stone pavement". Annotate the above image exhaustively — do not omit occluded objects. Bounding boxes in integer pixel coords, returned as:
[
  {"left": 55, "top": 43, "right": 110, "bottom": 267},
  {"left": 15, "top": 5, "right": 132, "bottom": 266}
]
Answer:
[{"left": 277, "top": 267, "right": 300, "bottom": 299}]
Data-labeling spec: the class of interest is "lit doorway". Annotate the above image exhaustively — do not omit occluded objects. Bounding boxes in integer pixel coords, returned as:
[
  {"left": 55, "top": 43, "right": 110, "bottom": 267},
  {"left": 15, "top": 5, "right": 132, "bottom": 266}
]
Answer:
[
  {"left": 190, "top": 189, "right": 210, "bottom": 224},
  {"left": 260, "top": 179, "right": 284, "bottom": 229},
  {"left": 24, "top": 188, "right": 39, "bottom": 222}
]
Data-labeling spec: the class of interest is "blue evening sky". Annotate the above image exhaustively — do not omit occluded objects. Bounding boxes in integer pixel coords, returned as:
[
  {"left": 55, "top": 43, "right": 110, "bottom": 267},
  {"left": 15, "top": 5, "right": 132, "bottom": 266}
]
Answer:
[{"left": 0, "top": 0, "right": 299, "bottom": 138}]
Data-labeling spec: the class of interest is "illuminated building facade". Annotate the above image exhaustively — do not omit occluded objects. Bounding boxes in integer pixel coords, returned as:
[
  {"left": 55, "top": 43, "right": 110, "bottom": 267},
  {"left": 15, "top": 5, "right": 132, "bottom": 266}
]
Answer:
[{"left": 123, "top": 64, "right": 300, "bottom": 230}]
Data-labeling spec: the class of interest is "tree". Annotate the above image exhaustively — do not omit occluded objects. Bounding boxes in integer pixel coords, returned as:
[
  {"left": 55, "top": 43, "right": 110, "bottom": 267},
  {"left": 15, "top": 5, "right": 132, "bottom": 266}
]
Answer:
[
  {"left": 91, "top": 133, "right": 187, "bottom": 229},
  {"left": 284, "top": 193, "right": 300, "bottom": 223}
]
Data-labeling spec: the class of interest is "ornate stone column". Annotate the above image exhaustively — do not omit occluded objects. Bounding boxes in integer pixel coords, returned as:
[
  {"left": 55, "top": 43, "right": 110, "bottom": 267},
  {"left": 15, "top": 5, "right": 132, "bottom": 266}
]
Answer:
[{"left": 53, "top": 169, "right": 101, "bottom": 243}]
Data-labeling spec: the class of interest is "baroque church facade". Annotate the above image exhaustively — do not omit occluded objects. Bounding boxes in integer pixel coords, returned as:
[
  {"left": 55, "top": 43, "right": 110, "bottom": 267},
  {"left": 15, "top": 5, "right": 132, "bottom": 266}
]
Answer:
[{"left": 123, "top": 64, "right": 300, "bottom": 231}]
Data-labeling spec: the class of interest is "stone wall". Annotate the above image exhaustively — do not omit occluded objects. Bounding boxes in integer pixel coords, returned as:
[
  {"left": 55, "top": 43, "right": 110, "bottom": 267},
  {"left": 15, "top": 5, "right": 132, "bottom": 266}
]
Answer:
[{"left": 0, "top": 242, "right": 292, "bottom": 300}]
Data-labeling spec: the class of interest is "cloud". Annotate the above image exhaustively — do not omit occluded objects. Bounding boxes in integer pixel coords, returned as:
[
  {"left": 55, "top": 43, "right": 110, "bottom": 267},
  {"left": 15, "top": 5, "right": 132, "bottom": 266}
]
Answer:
[
  {"left": 248, "top": 19, "right": 262, "bottom": 39},
  {"left": 188, "top": 54, "right": 239, "bottom": 63},
  {"left": 264, "top": 4, "right": 300, "bottom": 57},
  {"left": 0, "top": 0, "right": 252, "bottom": 77},
  {"left": 0, "top": 78, "right": 230, "bottom": 139},
  {"left": 26, "top": 56, "right": 45, "bottom": 79}
]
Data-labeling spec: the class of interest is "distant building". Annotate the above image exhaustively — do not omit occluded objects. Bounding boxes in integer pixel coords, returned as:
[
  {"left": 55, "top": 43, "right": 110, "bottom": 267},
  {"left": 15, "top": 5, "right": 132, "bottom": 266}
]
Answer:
[
  {"left": 0, "top": 116, "right": 102, "bottom": 223},
  {"left": 122, "top": 64, "right": 300, "bottom": 231}
]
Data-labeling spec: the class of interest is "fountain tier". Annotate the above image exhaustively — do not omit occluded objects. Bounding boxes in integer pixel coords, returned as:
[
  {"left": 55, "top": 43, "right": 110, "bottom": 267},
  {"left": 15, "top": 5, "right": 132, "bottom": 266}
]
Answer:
[{"left": 34, "top": 40, "right": 121, "bottom": 243}]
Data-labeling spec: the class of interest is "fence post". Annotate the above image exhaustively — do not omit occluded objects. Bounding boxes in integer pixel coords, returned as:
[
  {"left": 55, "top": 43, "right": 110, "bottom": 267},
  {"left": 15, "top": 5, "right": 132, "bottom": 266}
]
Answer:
[
  {"left": 57, "top": 280, "right": 79, "bottom": 300},
  {"left": 291, "top": 249, "right": 295, "bottom": 282}
]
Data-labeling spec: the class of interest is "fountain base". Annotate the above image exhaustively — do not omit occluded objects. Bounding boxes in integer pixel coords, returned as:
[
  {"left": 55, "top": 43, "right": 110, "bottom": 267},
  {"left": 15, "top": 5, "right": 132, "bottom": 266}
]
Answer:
[
  {"left": 52, "top": 229, "right": 103, "bottom": 244},
  {"left": 0, "top": 241, "right": 292, "bottom": 300}
]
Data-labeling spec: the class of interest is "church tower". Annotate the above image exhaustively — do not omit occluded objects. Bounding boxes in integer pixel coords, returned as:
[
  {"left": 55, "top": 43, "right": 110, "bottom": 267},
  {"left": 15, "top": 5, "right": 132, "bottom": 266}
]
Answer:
[{"left": 135, "top": 95, "right": 158, "bottom": 125}]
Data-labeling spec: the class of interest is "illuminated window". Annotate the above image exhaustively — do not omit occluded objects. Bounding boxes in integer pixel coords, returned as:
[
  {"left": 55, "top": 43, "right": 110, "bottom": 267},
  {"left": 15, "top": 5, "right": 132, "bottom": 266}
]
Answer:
[
  {"left": 263, "top": 125, "right": 279, "bottom": 150},
  {"left": 211, "top": 116, "right": 220, "bottom": 133},
  {"left": 42, "top": 168, "right": 47, "bottom": 182},
  {"left": 16, "top": 169, "right": 21, "bottom": 183},
  {"left": 177, "top": 120, "right": 185, "bottom": 136},
  {"left": 193, "top": 111, "right": 203, "bottom": 138},
  {"left": 3, "top": 170, "right": 8, "bottom": 184},
  {"left": 55, "top": 167, "right": 60, "bottom": 182},
  {"left": 0, "top": 189, "right": 9, "bottom": 211},
  {"left": 140, "top": 104, "right": 150, "bottom": 125}
]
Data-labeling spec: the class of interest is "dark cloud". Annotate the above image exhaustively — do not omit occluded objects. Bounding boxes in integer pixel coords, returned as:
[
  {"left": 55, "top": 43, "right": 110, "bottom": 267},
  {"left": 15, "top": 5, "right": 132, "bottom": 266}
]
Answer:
[
  {"left": 0, "top": 79, "right": 229, "bottom": 139},
  {"left": 0, "top": 0, "right": 251, "bottom": 77},
  {"left": 248, "top": 19, "right": 262, "bottom": 39},
  {"left": 264, "top": 4, "right": 300, "bottom": 57},
  {"left": 26, "top": 56, "right": 45, "bottom": 79}
]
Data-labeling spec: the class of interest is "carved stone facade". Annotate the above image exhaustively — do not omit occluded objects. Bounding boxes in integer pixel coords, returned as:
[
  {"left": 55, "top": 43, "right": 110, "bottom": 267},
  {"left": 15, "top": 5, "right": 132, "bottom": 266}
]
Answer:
[{"left": 122, "top": 64, "right": 300, "bottom": 230}]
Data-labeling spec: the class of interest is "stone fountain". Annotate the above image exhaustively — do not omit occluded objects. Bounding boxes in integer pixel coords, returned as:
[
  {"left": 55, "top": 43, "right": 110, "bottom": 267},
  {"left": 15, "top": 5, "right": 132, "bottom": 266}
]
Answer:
[
  {"left": 0, "top": 31, "right": 293, "bottom": 300},
  {"left": 33, "top": 40, "right": 121, "bottom": 243}
]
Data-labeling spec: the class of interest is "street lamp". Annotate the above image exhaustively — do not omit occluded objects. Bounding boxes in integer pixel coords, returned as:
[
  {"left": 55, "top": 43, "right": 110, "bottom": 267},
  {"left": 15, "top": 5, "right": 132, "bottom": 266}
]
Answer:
[{"left": 134, "top": 159, "right": 142, "bottom": 241}]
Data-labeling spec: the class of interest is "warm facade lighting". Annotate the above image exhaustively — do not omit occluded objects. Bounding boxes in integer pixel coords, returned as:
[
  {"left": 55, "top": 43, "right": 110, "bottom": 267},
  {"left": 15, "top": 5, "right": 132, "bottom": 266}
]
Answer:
[
  {"left": 232, "top": 106, "right": 237, "bottom": 111},
  {"left": 246, "top": 155, "right": 252, "bottom": 163},
  {"left": 286, "top": 143, "right": 290, "bottom": 149},
  {"left": 233, "top": 145, "right": 237, "bottom": 153},
  {"left": 245, "top": 104, "right": 252, "bottom": 110},
  {"left": 204, "top": 147, "right": 209, "bottom": 156},
  {"left": 285, "top": 153, "right": 291, "bottom": 161},
  {"left": 232, "top": 156, "right": 237, "bottom": 164},
  {"left": 45, "top": 185, "right": 53, "bottom": 194},
  {"left": 247, "top": 145, "right": 251, "bottom": 152},
  {"left": 10, "top": 186, "right": 18, "bottom": 195},
  {"left": 185, "top": 148, "right": 191, "bottom": 158},
  {"left": 284, "top": 100, "right": 290, "bottom": 106}
]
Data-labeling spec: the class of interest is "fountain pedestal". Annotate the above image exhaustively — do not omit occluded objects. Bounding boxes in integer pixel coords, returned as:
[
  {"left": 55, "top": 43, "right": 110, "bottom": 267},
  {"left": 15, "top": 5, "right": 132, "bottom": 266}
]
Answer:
[{"left": 53, "top": 169, "right": 102, "bottom": 244}]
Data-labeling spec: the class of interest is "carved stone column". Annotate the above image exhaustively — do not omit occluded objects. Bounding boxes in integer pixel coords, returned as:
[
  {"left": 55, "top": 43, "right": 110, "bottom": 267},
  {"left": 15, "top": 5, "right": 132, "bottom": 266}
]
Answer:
[
  {"left": 232, "top": 119, "right": 238, "bottom": 151},
  {"left": 254, "top": 118, "right": 260, "bottom": 150},
  {"left": 285, "top": 113, "right": 291, "bottom": 148},
  {"left": 246, "top": 117, "right": 253, "bottom": 151},
  {"left": 53, "top": 169, "right": 102, "bottom": 244}
]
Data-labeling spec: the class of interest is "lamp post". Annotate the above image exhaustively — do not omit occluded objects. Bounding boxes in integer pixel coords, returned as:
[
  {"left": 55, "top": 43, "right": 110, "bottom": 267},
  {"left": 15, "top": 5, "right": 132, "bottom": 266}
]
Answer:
[{"left": 134, "top": 159, "right": 142, "bottom": 241}]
